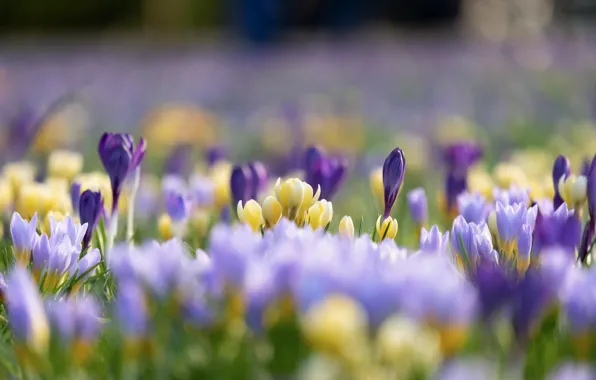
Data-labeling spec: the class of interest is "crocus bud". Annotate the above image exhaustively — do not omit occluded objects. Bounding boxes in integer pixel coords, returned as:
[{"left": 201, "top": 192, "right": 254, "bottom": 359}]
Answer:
[
  {"left": 10, "top": 212, "right": 39, "bottom": 266},
  {"left": 587, "top": 155, "right": 596, "bottom": 220},
  {"left": 420, "top": 225, "right": 449, "bottom": 253},
  {"left": 237, "top": 200, "right": 264, "bottom": 232},
  {"left": 248, "top": 161, "right": 268, "bottom": 200},
  {"left": 261, "top": 195, "right": 282, "bottom": 228},
  {"left": 79, "top": 190, "right": 104, "bottom": 250},
  {"left": 158, "top": 213, "right": 173, "bottom": 240},
  {"left": 230, "top": 165, "right": 253, "bottom": 207},
  {"left": 164, "top": 191, "right": 190, "bottom": 222},
  {"left": 339, "top": 215, "right": 355, "bottom": 238},
  {"left": 306, "top": 200, "right": 333, "bottom": 230},
  {"left": 98, "top": 133, "right": 146, "bottom": 214},
  {"left": 407, "top": 188, "right": 428, "bottom": 225},
  {"left": 553, "top": 155, "right": 571, "bottom": 210},
  {"left": 325, "top": 157, "right": 348, "bottom": 200},
  {"left": 558, "top": 174, "right": 588, "bottom": 210},
  {"left": 382, "top": 148, "right": 406, "bottom": 218},
  {"left": 376, "top": 215, "right": 398, "bottom": 241}
]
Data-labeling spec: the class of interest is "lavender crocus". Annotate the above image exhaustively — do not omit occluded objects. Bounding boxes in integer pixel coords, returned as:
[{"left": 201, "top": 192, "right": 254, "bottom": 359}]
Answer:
[
  {"left": 10, "top": 212, "right": 39, "bottom": 266},
  {"left": 79, "top": 190, "right": 104, "bottom": 250},
  {"left": 457, "top": 192, "right": 488, "bottom": 224},
  {"left": 547, "top": 363, "right": 596, "bottom": 380},
  {"left": 553, "top": 155, "right": 571, "bottom": 210},
  {"left": 164, "top": 191, "right": 191, "bottom": 222},
  {"left": 450, "top": 216, "right": 494, "bottom": 267},
  {"left": 230, "top": 165, "right": 253, "bottom": 206},
  {"left": 493, "top": 186, "right": 531, "bottom": 207},
  {"left": 443, "top": 142, "right": 483, "bottom": 216},
  {"left": 420, "top": 225, "right": 450, "bottom": 253},
  {"left": 407, "top": 188, "right": 428, "bottom": 225},
  {"left": 533, "top": 204, "right": 582, "bottom": 259},
  {"left": 115, "top": 281, "right": 148, "bottom": 338},
  {"left": 382, "top": 147, "right": 406, "bottom": 218},
  {"left": 98, "top": 132, "right": 146, "bottom": 214},
  {"left": 46, "top": 296, "right": 102, "bottom": 343},
  {"left": 495, "top": 202, "right": 527, "bottom": 247},
  {"left": 5, "top": 267, "right": 49, "bottom": 351}
]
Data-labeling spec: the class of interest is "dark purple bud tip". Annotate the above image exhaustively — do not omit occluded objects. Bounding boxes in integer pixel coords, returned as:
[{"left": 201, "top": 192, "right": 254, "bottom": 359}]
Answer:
[
  {"left": 382, "top": 147, "right": 406, "bottom": 218},
  {"left": 230, "top": 165, "right": 253, "bottom": 206},
  {"left": 325, "top": 157, "right": 348, "bottom": 200},
  {"left": 248, "top": 161, "right": 268, "bottom": 200},
  {"left": 98, "top": 133, "right": 146, "bottom": 213},
  {"left": 586, "top": 155, "right": 596, "bottom": 220},
  {"left": 79, "top": 190, "right": 104, "bottom": 250},
  {"left": 552, "top": 155, "right": 571, "bottom": 210}
]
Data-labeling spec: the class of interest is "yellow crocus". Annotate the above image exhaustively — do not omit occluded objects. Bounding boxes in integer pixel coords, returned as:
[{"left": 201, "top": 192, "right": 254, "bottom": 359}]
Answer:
[
  {"left": 376, "top": 216, "right": 398, "bottom": 241},
  {"left": 369, "top": 167, "right": 384, "bottom": 209},
  {"left": 261, "top": 195, "right": 282, "bottom": 228},
  {"left": 237, "top": 200, "right": 264, "bottom": 232},
  {"left": 338, "top": 216, "right": 355, "bottom": 238},
  {"left": 306, "top": 200, "right": 333, "bottom": 230}
]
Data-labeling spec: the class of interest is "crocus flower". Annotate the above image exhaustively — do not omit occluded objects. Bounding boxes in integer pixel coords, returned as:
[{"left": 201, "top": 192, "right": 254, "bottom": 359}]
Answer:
[
  {"left": 533, "top": 204, "right": 582, "bottom": 258},
  {"left": 164, "top": 191, "right": 191, "bottom": 222},
  {"left": 115, "top": 281, "right": 148, "bottom": 338},
  {"left": 46, "top": 296, "right": 102, "bottom": 348},
  {"left": 10, "top": 212, "right": 39, "bottom": 266},
  {"left": 443, "top": 142, "right": 483, "bottom": 216},
  {"left": 493, "top": 186, "right": 531, "bottom": 207},
  {"left": 5, "top": 267, "right": 49, "bottom": 352},
  {"left": 382, "top": 147, "right": 406, "bottom": 218},
  {"left": 450, "top": 216, "right": 494, "bottom": 269},
  {"left": 407, "top": 188, "right": 428, "bottom": 226},
  {"left": 553, "top": 155, "right": 571, "bottom": 210},
  {"left": 472, "top": 258, "right": 519, "bottom": 319},
  {"left": 495, "top": 201, "right": 527, "bottom": 255},
  {"left": 579, "top": 155, "right": 596, "bottom": 263},
  {"left": 79, "top": 190, "right": 104, "bottom": 250},
  {"left": 546, "top": 362, "right": 596, "bottom": 380},
  {"left": 98, "top": 132, "right": 146, "bottom": 215},
  {"left": 248, "top": 161, "right": 268, "bottom": 200},
  {"left": 419, "top": 225, "right": 449, "bottom": 253},
  {"left": 230, "top": 165, "right": 254, "bottom": 207},
  {"left": 303, "top": 146, "right": 348, "bottom": 201},
  {"left": 457, "top": 192, "right": 488, "bottom": 224}
]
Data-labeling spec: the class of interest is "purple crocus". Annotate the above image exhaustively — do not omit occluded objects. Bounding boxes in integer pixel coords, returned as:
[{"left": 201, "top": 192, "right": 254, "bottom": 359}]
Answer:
[
  {"left": 495, "top": 202, "right": 527, "bottom": 244},
  {"left": 457, "top": 192, "right": 488, "bottom": 224},
  {"left": 98, "top": 132, "right": 146, "bottom": 215},
  {"left": 450, "top": 216, "right": 494, "bottom": 267},
  {"left": 533, "top": 204, "right": 582, "bottom": 259},
  {"left": 472, "top": 258, "right": 519, "bottom": 319},
  {"left": 5, "top": 267, "right": 49, "bottom": 350},
  {"left": 10, "top": 212, "right": 39, "bottom": 266},
  {"left": 382, "top": 147, "right": 406, "bottom": 218},
  {"left": 303, "top": 146, "right": 348, "bottom": 201},
  {"left": 230, "top": 165, "right": 254, "bottom": 206},
  {"left": 420, "top": 225, "right": 450, "bottom": 253},
  {"left": 553, "top": 155, "right": 571, "bottom": 210},
  {"left": 164, "top": 191, "right": 191, "bottom": 222},
  {"left": 579, "top": 155, "right": 596, "bottom": 263},
  {"left": 443, "top": 142, "right": 483, "bottom": 216},
  {"left": 407, "top": 188, "right": 428, "bottom": 225},
  {"left": 79, "top": 190, "right": 104, "bottom": 251},
  {"left": 248, "top": 161, "right": 268, "bottom": 200},
  {"left": 115, "top": 281, "right": 148, "bottom": 338}
]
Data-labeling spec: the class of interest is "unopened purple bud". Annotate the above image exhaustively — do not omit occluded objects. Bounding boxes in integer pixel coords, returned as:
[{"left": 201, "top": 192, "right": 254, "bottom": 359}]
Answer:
[
  {"left": 586, "top": 155, "right": 596, "bottom": 221},
  {"left": 443, "top": 142, "right": 483, "bottom": 172},
  {"left": 164, "top": 191, "right": 190, "bottom": 222},
  {"left": 230, "top": 165, "right": 253, "bottom": 205},
  {"left": 79, "top": 190, "right": 104, "bottom": 250},
  {"left": 382, "top": 147, "right": 406, "bottom": 218},
  {"left": 407, "top": 188, "right": 428, "bottom": 224},
  {"left": 553, "top": 155, "right": 571, "bottom": 210},
  {"left": 248, "top": 161, "right": 268, "bottom": 200},
  {"left": 98, "top": 133, "right": 146, "bottom": 214}
]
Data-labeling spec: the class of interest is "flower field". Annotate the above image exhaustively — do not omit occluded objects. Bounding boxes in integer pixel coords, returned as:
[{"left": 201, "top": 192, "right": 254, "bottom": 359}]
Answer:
[{"left": 2, "top": 36, "right": 596, "bottom": 379}]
